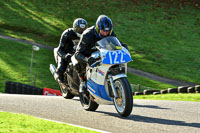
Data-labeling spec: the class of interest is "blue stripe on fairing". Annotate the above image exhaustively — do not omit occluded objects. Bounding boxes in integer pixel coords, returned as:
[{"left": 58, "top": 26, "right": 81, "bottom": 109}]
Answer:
[{"left": 87, "top": 79, "right": 112, "bottom": 101}]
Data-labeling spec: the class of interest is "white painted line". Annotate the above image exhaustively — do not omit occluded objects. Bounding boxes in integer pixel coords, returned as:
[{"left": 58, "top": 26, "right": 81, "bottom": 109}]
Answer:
[
  {"left": 0, "top": 111, "right": 111, "bottom": 133},
  {"left": 37, "top": 117, "right": 112, "bottom": 133}
]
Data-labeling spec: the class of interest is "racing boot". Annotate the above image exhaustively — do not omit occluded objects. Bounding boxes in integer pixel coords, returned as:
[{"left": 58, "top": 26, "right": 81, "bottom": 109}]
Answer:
[
  {"left": 79, "top": 81, "right": 86, "bottom": 93},
  {"left": 58, "top": 75, "right": 65, "bottom": 85},
  {"left": 57, "top": 70, "right": 65, "bottom": 84}
]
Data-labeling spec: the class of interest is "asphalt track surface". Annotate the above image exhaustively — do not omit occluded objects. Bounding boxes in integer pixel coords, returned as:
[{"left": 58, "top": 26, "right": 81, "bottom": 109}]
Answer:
[{"left": 0, "top": 94, "right": 199, "bottom": 133}]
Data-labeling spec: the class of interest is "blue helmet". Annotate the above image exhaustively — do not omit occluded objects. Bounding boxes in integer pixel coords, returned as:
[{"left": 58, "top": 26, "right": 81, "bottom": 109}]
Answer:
[{"left": 95, "top": 15, "right": 113, "bottom": 38}]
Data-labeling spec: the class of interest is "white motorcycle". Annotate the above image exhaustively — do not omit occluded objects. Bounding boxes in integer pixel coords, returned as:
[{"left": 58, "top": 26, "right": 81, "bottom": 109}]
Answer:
[{"left": 50, "top": 36, "right": 133, "bottom": 117}]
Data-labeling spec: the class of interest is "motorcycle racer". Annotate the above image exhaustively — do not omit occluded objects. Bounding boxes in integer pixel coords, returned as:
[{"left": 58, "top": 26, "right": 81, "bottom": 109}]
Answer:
[
  {"left": 56, "top": 18, "right": 88, "bottom": 84},
  {"left": 75, "top": 15, "right": 128, "bottom": 93}
]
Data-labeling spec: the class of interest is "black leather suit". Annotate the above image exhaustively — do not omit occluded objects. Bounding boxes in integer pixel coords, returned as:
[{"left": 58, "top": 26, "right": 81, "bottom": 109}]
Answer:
[{"left": 57, "top": 28, "right": 80, "bottom": 78}]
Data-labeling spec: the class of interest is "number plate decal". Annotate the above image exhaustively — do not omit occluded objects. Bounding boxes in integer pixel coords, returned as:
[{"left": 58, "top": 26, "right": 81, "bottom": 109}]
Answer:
[{"left": 102, "top": 49, "right": 132, "bottom": 64}]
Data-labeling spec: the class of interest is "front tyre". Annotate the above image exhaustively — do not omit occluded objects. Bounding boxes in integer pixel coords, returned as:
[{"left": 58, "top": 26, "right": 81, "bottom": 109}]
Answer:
[
  {"left": 113, "top": 77, "right": 133, "bottom": 117},
  {"left": 79, "top": 91, "right": 99, "bottom": 111}
]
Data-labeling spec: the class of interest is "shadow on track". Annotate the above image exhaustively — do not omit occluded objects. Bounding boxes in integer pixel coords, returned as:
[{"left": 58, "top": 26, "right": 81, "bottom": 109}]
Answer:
[
  {"left": 95, "top": 111, "right": 200, "bottom": 128},
  {"left": 133, "top": 104, "right": 170, "bottom": 110}
]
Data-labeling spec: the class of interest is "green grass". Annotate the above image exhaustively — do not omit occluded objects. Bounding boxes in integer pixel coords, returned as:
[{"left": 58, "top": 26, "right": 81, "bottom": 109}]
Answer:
[
  {"left": 0, "top": 38, "right": 58, "bottom": 92},
  {"left": 124, "top": 5, "right": 200, "bottom": 83},
  {"left": 0, "top": 0, "right": 200, "bottom": 90},
  {"left": 0, "top": 112, "right": 98, "bottom": 133},
  {"left": 127, "top": 73, "right": 176, "bottom": 90},
  {"left": 134, "top": 93, "right": 200, "bottom": 102}
]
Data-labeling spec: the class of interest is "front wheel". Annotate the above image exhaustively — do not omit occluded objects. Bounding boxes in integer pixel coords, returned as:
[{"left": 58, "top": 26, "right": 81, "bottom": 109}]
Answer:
[
  {"left": 79, "top": 91, "right": 99, "bottom": 111},
  {"left": 113, "top": 77, "right": 133, "bottom": 117}
]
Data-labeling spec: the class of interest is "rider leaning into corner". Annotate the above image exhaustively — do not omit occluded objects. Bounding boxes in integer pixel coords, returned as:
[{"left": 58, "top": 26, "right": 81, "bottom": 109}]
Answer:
[
  {"left": 75, "top": 15, "right": 129, "bottom": 93},
  {"left": 56, "top": 18, "right": 88, "bottom": 84}
]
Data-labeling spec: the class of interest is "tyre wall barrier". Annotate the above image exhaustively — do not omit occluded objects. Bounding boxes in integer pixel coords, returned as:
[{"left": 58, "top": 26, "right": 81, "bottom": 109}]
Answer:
[
  {"left": 160, "top": 89, "right": 168, "bottom": 94},
  {"left": 5, "top": 81, "right": 43, "bottom": 95},
  {"left": 187, "top": 87, "right": 195, "bottom": 93},
  {"left": 178, "top": 86, "right": 188, "bottom": 93},
  {"left": 143, "top": 90, "right": 160, "bottom": 95},
  {"left": 195, "top": 85, "right": 200, "bottom": 93},
  {"left": 132, "top": 82, "right": 200, "bottom": 96},
  {"left": 6, "top": 81, "right": 200, "bottom": 96},
  {"left": 168, "top": 88, "right": 178, "bottom": 93},
  {"left": 5, "top": 81, "right": 12, "bottom": 93},
  {"left": 134, "top": 92, "right": 143, "bottom": 96},
  {"left": 133, "top": 85, "right": 200, "bottom": 96},
  {"left": 153, "top": 92, "right": 161, "bottom": 95}
]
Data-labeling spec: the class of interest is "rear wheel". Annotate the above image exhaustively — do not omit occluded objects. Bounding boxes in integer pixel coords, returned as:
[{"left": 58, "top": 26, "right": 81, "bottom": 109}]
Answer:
[
  {"left": 79, "top": 91, "right": 99, "bottom": 111},
  {"left": 113, "top": 77, "right": 133, "bottom": 117},
  {"left": 59, "top": 82, "right": 74, "bottom": 99}
]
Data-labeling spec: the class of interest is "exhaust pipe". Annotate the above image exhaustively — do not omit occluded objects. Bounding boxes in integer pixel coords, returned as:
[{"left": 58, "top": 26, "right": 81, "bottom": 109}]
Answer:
[{"left": 50, "top": 64, "right": 58, "bottom": 80}]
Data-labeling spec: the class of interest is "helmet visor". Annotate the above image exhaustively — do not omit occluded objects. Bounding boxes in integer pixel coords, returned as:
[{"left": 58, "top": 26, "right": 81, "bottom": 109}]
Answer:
[
  {"left": 76, "top": 24, "right": 86, "bottom": 34},
  {"left": 76, "top": 27, "right": 85, "bottom": 34}
]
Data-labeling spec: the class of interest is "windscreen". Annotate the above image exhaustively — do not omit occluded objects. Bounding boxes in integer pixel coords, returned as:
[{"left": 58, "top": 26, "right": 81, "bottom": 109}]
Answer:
[{"left": 96, "top": 36, "right": 122, "bottom": 51}]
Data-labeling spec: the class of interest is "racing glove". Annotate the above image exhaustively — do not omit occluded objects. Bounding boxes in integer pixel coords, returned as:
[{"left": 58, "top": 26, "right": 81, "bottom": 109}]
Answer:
[{"left": 64, "top": 54, "right": 72, "bottom": 62}]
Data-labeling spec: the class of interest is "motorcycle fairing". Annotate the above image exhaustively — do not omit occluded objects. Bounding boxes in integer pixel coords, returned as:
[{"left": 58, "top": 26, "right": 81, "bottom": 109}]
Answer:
[
  {"left": 97, "top": 68, "right": 105, "bottom": 76},
  {"left": 101, "top": 48, "right": 132, "bottom": 65},
  {"left": 87, "top": 78, "right": 112, "bottom": 101}
]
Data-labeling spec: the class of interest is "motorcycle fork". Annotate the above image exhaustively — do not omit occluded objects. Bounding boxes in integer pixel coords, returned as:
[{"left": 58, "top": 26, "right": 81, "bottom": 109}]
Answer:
[{"left": 108, "top": 74, "right": 119, "bottom": 98}]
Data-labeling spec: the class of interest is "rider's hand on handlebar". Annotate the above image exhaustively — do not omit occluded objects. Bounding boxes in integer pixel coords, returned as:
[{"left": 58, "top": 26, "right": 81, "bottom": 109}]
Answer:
[{"left": 64, "top": 54, "right": 72, "bottom": 62}]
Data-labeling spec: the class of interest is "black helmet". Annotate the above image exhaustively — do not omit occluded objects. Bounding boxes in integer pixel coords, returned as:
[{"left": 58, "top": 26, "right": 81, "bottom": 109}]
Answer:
[
  {"left": 95, "top": 15, "right": 113, "bottom": 37},
  {"left": 73, "top": 18, "right": 88, "bottom": 34}
]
